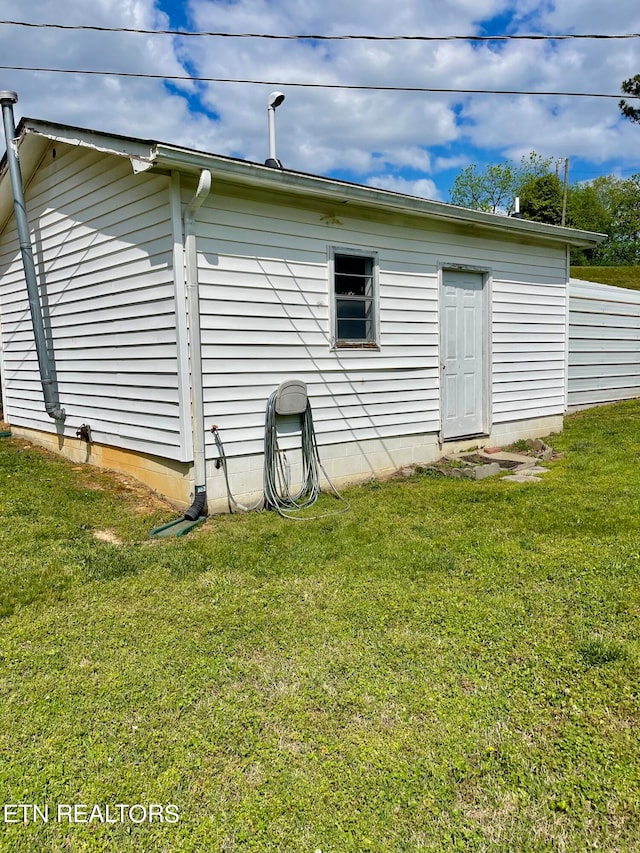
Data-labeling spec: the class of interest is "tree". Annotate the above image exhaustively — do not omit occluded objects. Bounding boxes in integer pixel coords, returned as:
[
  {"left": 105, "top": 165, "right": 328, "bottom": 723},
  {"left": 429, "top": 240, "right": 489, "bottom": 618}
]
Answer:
[
  {"left": 606, "top": 174, "right": 640, "bottom": 264},
  {"left": 449, "top": 152, "right": 553, "bottom": 214},
  {"left": 449, "top": 153, "right": 640, "bottom": 264},
  {"left": 450, "top": 162, "right": 517, "bottom": 213},
  {"left": 567, "top": 175, "right": 640, "bottom": 265},
  {"left": 567, "top": 180, "right": 613, "bottom": 264},
  {"left": 567, "top": 181, "right": 611, "bottom": 234},
  {"left": 520, "top": 174, "right": 563, "bottom": 225},
  {"left": 620, "top": 75, "right": 640, "bottom": 124}
]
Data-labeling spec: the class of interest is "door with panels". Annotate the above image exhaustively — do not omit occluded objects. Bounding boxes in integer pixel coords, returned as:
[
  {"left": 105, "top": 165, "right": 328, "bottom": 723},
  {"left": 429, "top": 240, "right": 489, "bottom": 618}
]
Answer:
[{"left": 440, "top": 269, "right": 487, "bottom": 439}]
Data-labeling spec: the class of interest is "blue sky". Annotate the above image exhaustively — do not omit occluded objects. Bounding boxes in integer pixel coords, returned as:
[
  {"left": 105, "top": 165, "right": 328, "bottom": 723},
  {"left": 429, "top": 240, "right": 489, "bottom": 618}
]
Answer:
[{"left": 1, "top": 0, "right": 639, "bottom": 202}]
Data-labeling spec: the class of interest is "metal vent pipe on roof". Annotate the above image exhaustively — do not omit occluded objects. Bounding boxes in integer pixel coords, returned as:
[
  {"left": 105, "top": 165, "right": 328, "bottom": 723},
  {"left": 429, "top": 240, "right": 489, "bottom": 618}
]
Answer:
[
  {"left": 264, "top": 91, "right": 285, "bottom": 169},
  {"left": 0, "top": 91, "right": 65, "bottom": 422}
]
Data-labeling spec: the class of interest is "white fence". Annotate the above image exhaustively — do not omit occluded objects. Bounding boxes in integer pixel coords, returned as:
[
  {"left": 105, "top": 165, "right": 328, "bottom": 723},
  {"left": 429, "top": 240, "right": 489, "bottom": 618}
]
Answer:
[{"left": 568, "top": 278, "right": 640, "bottom": 408}]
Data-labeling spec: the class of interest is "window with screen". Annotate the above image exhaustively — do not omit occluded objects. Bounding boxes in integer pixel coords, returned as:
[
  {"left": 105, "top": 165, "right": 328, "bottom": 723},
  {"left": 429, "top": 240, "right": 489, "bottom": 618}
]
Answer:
[{"left": 332, "top": 252, "right": 378, "bottom": 347}]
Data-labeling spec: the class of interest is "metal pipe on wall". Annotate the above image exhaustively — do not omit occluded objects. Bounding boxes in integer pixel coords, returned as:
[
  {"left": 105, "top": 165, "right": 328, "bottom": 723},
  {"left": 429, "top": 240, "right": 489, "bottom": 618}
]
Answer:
[
  {"left": 182, "top": 169, "right": 212, "bottom": 520},
  {"left": 0, "top": 91, "right": 65, "bottom": 422}
]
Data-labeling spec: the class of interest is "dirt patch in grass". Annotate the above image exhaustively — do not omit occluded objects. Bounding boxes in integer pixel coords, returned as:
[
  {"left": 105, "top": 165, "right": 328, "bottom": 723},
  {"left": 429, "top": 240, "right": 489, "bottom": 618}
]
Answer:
[
  {"left": 80, "top": 468, "right": 175, "bottom": 515},
  {"left": 11, "top": 435, "right": 174, "bottom": 515},
  {"left": 92, "top": 529, "right": 124, "bottom": 545}
]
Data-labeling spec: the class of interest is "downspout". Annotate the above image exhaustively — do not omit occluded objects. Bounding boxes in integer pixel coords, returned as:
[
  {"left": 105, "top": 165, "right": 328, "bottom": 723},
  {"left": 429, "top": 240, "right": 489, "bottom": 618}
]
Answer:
[
  {"left": 0, "top": 91, "right": 65, "bottom": 422},
  {"left": 183, "top": 169, "right": 212, "bottom": 520}
]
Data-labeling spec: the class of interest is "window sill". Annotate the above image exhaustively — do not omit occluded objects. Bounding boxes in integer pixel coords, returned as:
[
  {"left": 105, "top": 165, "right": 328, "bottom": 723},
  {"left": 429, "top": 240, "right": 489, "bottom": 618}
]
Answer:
[{"left": 332, "top": 341, "right": 380, "bottom": 351}]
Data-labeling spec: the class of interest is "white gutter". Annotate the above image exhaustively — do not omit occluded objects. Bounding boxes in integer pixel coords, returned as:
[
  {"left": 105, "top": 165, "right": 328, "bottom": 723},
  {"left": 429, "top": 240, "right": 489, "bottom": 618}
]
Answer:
[
  {"left": 153, "top": 145, "right": 606, "bottom": 250},
  {"left": 182, "top": 169, "right": 212, "bottom": 520},
  {"left": 10, "top": 120, "right": 605, "bottom": 250}
]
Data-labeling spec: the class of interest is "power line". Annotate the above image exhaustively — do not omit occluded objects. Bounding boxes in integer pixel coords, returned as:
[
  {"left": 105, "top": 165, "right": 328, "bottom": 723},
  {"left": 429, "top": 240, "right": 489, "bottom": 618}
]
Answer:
[
  {"left": 1, "top": 19, "right": 639, "bottom": 41},
  {"left": 1, "top": 64, "right": 638, "bottom": 99}
]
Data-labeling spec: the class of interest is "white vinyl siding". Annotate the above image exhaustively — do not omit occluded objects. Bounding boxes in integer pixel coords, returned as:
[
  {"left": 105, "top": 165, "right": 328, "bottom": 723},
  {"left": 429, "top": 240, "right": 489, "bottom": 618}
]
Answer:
[
  {"left": 492, "top": 277, "right": 568, "bottom": 422},
  {"left": 568, "top": 279, "right": 640, "bottom": 407},
  {"left": 0, "top": 143, "right": 184, "bottom": 459},
  {"left": 193, "top": 182, "right": 569, "bottom": 459}
]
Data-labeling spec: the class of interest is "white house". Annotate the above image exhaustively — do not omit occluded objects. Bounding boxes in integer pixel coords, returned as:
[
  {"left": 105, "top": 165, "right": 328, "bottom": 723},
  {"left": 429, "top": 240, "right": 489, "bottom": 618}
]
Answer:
[{"left": 0, "top": 115, "right": 603, "bottom": 513}]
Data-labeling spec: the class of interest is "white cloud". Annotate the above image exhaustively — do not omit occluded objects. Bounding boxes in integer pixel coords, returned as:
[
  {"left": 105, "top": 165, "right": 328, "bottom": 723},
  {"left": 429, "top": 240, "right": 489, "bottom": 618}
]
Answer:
[
  {"left": 366, "top": 175, "right": 441, "bottom": 200},
  {"left": 0, "top": 0, "right": 639, "bottom": 196},
  {"left": 0, "top": 0, "right": 219, "bottom": 149},
  {"left": 535, "top": 0, "right": 640, "bottom": 33},
  {"left": 433, "top": 154, "right": 470, "bottom": 172},
  {"left": 185, "top": 0, "right": 640, "bottom": 179}
]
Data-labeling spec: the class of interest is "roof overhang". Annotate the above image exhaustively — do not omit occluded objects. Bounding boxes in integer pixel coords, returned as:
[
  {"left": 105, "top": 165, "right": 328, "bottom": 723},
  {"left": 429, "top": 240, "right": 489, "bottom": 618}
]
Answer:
[{"left": 1, "top": 118, "right": 605, "bottom": 249}]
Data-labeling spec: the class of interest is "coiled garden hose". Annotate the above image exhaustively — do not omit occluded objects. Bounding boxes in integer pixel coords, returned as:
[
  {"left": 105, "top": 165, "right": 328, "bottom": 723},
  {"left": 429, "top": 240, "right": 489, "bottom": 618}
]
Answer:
[{"left": 211, "top": 391, "right": 348, "bottom": 520}]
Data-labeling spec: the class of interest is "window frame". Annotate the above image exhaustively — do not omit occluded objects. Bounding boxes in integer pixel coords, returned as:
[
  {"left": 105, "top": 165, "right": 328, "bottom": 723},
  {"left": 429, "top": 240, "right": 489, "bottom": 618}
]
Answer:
[{"left": 329, "top": 246, "right": 380, "bottom": 350}]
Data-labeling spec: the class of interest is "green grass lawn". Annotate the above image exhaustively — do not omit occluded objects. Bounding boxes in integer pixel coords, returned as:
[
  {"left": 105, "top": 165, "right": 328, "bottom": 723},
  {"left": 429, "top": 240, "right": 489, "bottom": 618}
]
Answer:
[
  {"left": 0, "top": 402, "right": 639, "bottom": 852},
  {"left": 571, "top": 266, "right": 640, "bottom": 291}
]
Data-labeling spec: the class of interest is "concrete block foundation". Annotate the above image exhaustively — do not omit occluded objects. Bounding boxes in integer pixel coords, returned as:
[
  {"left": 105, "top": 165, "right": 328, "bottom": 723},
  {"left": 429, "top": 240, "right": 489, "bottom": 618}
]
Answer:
[{"left": 12, "top": 413, "right": 564, "bottom": 515}]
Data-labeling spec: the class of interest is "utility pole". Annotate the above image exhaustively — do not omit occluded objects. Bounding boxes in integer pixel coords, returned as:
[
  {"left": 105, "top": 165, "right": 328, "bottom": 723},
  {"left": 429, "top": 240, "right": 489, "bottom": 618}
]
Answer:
[{"left": 559, "top": 157, "right": 569, "bottom": 226}]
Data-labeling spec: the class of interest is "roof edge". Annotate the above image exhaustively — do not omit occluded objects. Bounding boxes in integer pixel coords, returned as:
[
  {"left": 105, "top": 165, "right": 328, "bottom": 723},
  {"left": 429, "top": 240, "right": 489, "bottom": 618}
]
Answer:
[
  {"left": 5, "top": 118, "right": 605, "bottom": 248},
  {"left": 155, "top": 144, "right": 604, "bottom": 247}
]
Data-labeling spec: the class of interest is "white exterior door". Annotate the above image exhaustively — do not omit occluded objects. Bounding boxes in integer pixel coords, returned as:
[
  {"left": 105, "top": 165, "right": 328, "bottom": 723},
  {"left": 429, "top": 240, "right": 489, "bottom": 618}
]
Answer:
[{"left": 441, "top": 270, "right": 486, "bottom": 439}]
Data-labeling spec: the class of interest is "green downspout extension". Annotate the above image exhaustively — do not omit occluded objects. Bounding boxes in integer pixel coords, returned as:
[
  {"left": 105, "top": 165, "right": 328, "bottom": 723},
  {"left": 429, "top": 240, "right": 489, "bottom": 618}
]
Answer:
[{"left": 0, "top": 91, "right": 65, "bottom": 422}]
